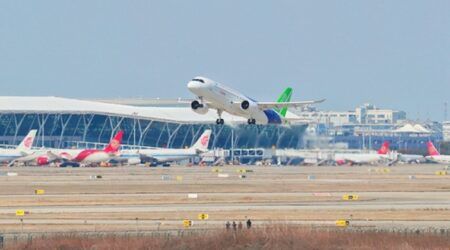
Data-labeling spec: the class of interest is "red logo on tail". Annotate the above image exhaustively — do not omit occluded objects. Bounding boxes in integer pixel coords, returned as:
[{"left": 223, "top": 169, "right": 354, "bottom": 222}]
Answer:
[
  {"left": 23, "top": 137, "right": 33, "bottom": 148},
  {"left": 104, "top": 130, "right": 124, "bottom": 153},
  {"left": 200, "top": 135, "right": 209, "bottom": 147}
]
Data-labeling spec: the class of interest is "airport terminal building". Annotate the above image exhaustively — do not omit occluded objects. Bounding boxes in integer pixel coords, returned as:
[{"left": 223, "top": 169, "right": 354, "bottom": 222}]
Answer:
[{"left": 0, "top": 97, "right": 307, "bottom": 149}]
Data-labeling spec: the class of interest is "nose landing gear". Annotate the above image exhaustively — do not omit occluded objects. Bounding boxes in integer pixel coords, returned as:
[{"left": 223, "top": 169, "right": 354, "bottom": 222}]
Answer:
[{"left": 247, "top": 118, "right": 256, "bottom": 125}]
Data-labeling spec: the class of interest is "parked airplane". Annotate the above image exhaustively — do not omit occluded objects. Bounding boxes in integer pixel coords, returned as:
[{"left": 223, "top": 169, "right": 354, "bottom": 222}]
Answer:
[
  {"left": 425, "top": 141, "right": 450, "bottom": 164},
  {"left": 396, "top": 153, "right": 426, "bottom": 164},
  {"left": 49, "top": 130, "right": 124, "bottom": 167},
  {"left": 334, "top": 141, "right": 390, "bottom": 165},
  {"left": 0, "top": 130, "right": 37, "bottom": 165},
  {"left": 120, "top": 130, "right": 212, "bottom": 166},
  {"left": 187, "top": 76, "right": 324, "bottom": 125}
]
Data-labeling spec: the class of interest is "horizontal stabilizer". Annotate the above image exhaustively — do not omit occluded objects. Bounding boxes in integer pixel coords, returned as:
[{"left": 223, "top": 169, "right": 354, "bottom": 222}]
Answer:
[{"left": 257, "top": 99, "right": 325, "bottom": 110}]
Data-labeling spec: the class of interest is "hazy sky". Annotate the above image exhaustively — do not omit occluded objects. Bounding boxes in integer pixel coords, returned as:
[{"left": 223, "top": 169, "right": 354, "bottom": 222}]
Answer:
[{"left": 0, "top": 1, "right": 449, "bottom": 120}]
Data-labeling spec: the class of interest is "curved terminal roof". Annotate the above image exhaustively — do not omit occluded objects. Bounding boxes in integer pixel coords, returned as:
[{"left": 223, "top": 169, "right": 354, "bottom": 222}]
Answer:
[
  {"left": 0, "top": 96, "right": 302, "bottom": 124},
  {"left": 395, "top": 123, "right": 431, "bottom": 134}
]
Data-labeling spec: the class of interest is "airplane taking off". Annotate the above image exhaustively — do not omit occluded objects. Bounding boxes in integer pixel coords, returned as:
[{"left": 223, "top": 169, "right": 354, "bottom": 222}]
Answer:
[
  {"left": 187, "top": 76, "right": 324, "bottom": 125},
  {"left": 0, "top": 130, "right": 37, "bottom": 164},
  {"left": 121, "top": 130, "right": 212, "bottom": 166},
  {"left": 425, "top": 141, "right": 450, "bottom": 164},
  {"left": 49, "top": 130, "right": 124, "bottom": 166},
  {"left": 334, "top": 141, "right": 391, "bottom": 165}
]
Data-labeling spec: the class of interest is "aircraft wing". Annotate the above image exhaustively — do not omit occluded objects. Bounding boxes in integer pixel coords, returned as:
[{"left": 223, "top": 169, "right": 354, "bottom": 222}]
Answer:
[
  {"left": 257, "top": 99, "right": 325, "bottom": 109},
  {"left": 280, "top": 117, "right": 315, "bottom": 124},
  {"left": 165, "top": 98, "right": 195, "bottom": 104},
  {"left": 139, "top": 98, "right": 214, "bottom": 106},
  {"left": 160, "top": 99, "right": 222, "bottom": 110},
  {"left": 139, "top": 153, "right": 160, "bottom": 163},
  {"left": 7, "top": 151, "right": 33, "bottom": 165},
  {"left": 46, "top": 150, "right": 78, "bottom": 161},
  {"left": 176, "top": 99, "right": 215, "bottom": 106}
]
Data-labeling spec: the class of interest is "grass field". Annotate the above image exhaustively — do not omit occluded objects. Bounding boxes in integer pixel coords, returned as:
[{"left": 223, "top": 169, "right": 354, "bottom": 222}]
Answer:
[{"left": 6, "top": 225, "right": 450, "bottom": 250}]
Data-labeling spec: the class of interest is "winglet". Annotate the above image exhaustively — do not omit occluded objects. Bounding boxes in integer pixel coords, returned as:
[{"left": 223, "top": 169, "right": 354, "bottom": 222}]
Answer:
[
  {"left": 313, "top": 98, "right": 326, "bottom": 104},
  {"left": 104, "top": 130, "right": 124, "bottom": 153}
]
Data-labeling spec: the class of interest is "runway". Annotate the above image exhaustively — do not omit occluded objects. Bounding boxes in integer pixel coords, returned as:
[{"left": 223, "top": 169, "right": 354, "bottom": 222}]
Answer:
[{"left": 0, "top": 164, "right": 449, "bottom": 233}]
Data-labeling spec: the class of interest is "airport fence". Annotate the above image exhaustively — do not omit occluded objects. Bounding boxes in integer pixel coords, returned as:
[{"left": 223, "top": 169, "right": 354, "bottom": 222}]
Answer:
[
  {"left": 0, "top": 229, "right": 213, "bottom": 249},
  {"left": 1, "top": 225, "right": 449, "bottom": 248}
]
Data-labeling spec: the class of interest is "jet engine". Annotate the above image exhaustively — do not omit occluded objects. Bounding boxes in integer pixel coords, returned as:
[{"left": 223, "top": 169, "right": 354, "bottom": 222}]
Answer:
[
  {"left": 240, "top": 100, "right": 258, "bottom": 112},
  {"left": 191, "top": 100, "right": 209, "bottom": 114},
  {"left": 127, "top": 157, "right": 142, "bottom": 165},
  {"left": 36, "top": 155, "right": 49, "bottom": 166}
]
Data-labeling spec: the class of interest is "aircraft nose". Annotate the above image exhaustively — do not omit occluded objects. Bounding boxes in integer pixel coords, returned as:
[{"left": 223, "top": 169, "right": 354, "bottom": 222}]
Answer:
[
  {"left": 187, "top": 81, "right": 197, "bottom": 89},
  {"left": 187, "top": 80, "right": 204, "bottom": 90}
]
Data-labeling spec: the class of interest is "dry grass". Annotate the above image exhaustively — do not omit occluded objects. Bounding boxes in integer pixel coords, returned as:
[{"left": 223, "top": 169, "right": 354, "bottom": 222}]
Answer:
[{"left": 7, "top": 226, "right": 450, "bottom": 250}]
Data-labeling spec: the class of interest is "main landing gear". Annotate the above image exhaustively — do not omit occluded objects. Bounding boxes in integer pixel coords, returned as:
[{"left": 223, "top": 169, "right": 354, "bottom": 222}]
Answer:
[
  {"left": 216, "top": 110, "right": 225, "bottom": 125},
  {"left": 247, "top": 118, "right": 256, "bottom": 125},
  {"left": 216, "top": 118, "right": 225, "bottom": 125}
]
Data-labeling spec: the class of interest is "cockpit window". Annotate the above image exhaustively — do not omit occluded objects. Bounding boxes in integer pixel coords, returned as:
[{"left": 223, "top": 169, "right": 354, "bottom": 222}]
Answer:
[{"left": 192, "top": 78, "right": 205, "bottom": 83}]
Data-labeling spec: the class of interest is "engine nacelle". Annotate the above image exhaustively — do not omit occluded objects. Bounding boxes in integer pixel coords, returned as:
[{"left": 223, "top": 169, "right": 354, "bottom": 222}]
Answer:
[
  {"left": 241, "top": 100, "right": 250, "bottom": 110},
  {"left": 335, "top": 159, "right": 346, "bottom": 166},
  {"left": 127, "top": 157, "right": 142, "bottom": 165},
  {"left": 240, "top": 100, "right": 258, "bottom": 112},
  {"left": 37, "top": 155, "right": 49, "bottom": 166},
  {"left": 191, "top": 100, "right": 209, "bottom": 114}
]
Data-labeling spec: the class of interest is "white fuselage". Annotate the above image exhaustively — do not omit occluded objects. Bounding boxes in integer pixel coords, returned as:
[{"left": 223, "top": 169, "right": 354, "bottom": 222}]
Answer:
[
  {"left": 398, "top": 154, "right": 426, "bottom": 163},
  {"left": 188, "top": 78, "right": 271, "bottom": 124},
  {"left": 81, "top": 151, "right": 111, "bottom": 163},
  {"left": 0, "top": 149, "right": 24, "bottom": 162},
  {"left": 426, "top": 155, "right": 450, "bottom": 164},
  {"left": 123, "top": 148, "right": 199, "bottom": 163},
  {"left": 335, "top": 153, "right": 388, "bottom": 164},
  {"left": 141, "top": 148, "right": 198, "bottom": 163}
]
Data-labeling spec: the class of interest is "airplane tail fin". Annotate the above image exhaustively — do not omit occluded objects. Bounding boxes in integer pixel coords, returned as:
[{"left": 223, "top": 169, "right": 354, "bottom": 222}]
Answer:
[
  {"left": 191, "top": 130, "right": 212, "bottom": 152},
  {"left": 103, "top": 130, "right": 124, "bottom": 153},
  {"left": 274, "top": 87, "right": 293, "bottom": 117},
  {"left": 377, "top": 141, "right": 390, "bottom": 155},
  {"left": 427, "top": 141, "right": 440, "bottom": 156},
  {"left": 16, "top": 130, "right": 37, "bottom": 151}
]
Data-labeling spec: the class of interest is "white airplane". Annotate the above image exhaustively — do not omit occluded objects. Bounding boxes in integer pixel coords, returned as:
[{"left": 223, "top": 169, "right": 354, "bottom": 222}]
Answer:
[
  {"left": 425, "top": 141, "right": 450, "bottom": 164},
  {"left": 120, "top": 130, "right": 212, "bottom": 166},
  {"left": 396, "top": 153, "right": 426, "bottom": 164},
  {"left": 334, "top": 141, "right": 391, "bottom": 165},
  {"left": 186, "top": 76, "right": 324, "bottom": 125},
  {"left": 0, "top": 130, "right": 37, "bottom": 165}
]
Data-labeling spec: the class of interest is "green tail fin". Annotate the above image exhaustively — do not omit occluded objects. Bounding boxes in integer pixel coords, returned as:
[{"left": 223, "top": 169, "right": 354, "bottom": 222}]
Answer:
[{"left": 275, "top": 87, "right": 292, "bottom": 117}]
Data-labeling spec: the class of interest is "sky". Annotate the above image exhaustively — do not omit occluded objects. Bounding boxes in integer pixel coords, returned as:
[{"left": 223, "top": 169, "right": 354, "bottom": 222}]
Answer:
[{"left": 0, "top": 1, "right": 449, "bottom": 121}]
